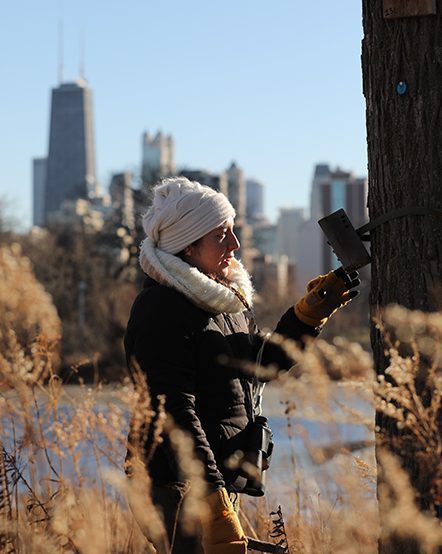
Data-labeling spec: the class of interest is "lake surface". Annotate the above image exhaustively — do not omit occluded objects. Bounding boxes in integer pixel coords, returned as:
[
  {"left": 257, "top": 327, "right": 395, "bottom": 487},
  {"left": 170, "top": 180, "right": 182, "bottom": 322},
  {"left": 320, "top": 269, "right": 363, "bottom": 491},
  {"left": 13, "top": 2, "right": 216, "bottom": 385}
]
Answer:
[{"left": 1, "top": 381, "right": 376, "bottom": 513}]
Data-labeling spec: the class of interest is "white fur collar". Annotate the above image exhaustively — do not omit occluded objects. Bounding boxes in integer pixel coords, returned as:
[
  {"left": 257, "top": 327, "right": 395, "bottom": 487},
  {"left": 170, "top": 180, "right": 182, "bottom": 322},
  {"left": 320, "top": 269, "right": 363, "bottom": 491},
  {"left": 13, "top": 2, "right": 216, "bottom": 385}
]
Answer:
[{"left": 139, "top": 237, "right": 254, "bottom": 314}]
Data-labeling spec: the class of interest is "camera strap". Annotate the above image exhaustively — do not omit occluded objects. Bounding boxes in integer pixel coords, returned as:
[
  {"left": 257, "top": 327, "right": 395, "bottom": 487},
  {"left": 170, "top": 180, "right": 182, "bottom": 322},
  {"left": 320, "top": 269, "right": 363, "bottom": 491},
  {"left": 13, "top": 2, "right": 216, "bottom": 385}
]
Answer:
[{"left": 253, "top": 332, "right": 271, "bottom": 417}]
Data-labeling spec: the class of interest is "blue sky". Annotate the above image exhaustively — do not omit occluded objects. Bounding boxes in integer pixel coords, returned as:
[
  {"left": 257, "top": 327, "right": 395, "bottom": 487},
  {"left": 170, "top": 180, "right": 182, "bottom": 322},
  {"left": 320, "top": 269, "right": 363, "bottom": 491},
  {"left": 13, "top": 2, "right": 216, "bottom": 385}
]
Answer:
[{"left": 2, "top": 0, "right": 367, "bottom": 227}]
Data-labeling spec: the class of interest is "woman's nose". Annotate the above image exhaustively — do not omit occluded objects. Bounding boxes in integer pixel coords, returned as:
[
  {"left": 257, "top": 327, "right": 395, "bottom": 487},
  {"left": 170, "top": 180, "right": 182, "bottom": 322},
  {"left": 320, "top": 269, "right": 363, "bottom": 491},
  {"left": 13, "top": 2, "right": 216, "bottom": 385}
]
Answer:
[{"left": 228, "top": 230, "right": 240, "bottom": 251}]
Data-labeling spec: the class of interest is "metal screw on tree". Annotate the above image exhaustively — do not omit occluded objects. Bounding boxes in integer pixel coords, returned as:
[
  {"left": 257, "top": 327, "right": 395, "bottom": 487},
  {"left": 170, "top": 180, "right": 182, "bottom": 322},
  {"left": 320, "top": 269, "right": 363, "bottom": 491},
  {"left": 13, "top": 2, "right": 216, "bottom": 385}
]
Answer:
[
  {"left": 396, "top": 81, "right": 408, "bottom": 95},
  {"left": 318, "top": 206, "right": 442, "bottom": 273}
]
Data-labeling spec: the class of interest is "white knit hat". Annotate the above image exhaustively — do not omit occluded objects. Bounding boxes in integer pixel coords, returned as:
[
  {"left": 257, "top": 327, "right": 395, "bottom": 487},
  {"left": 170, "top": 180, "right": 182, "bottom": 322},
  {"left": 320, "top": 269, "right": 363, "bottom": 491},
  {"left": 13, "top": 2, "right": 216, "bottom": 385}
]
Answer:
[{"left": 142, "top": 177, "right": 236, "bottom": 254}]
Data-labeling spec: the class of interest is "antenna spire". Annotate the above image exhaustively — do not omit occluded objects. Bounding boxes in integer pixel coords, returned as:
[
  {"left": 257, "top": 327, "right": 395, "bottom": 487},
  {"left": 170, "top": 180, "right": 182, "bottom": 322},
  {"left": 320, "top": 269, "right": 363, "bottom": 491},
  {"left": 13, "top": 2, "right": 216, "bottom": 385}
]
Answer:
[
  {"left": 79, "top": 29, "right": 85, "bottom": 81},
  {"left": 58, "top": 20, "right": 64, "bottom": 84}
]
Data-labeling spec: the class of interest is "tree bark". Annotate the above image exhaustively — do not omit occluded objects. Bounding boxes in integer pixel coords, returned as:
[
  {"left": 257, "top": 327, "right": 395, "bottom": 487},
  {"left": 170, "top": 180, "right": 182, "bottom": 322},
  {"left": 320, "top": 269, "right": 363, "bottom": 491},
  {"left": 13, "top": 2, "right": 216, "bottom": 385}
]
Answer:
[
  {"left": 361, "top": 0, "right": 442, "bottom": 549},
  {"left": 362, "top": 0, "right": 442, "bottom": 321}
]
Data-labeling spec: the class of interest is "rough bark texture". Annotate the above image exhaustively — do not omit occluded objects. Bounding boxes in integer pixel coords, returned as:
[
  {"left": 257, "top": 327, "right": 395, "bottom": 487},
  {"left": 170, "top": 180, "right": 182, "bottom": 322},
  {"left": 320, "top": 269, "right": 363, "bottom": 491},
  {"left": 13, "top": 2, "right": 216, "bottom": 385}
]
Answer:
[
  {"left": 362, "top": 1, "right": 442, "bottom": 330},
  {"left": 362, "top": 1, "right": 442, "bottom": 549}
]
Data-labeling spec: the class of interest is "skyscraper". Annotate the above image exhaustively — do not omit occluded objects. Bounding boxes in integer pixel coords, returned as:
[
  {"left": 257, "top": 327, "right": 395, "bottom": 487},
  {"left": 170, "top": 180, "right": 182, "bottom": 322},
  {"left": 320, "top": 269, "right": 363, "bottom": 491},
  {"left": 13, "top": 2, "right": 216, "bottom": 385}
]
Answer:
[
  {"left": 109, "top": 172, "right": 135, "bottom": 231},
  {"left": 224, "top": 162, "right": 254, "bottom": 268},
  {"left": 276, "top": 207, "right": 305, "bottom": 263},
  {"left": 141, "top": 131, "right": 175, "bottom": 200},
  {"left": 226, "top": 161, "right": 246, "bottom": 223},
  {"left": 44, "top": 79, "right": 97, "bottom": 223},
  {"left": 310, "top": 164, "right": 367, "bottom": 226},
  {"left": 246, "top": 178, "right": 265, "bottom": 224},
  {"left": 179, "top": 169, "right": 228, "bottom": 195},
  {"left": 310, "top": 164, "right": 368, "bottom": 272},
  {"left": 297, "top": 163, "right": 368, "bottom": 290}
]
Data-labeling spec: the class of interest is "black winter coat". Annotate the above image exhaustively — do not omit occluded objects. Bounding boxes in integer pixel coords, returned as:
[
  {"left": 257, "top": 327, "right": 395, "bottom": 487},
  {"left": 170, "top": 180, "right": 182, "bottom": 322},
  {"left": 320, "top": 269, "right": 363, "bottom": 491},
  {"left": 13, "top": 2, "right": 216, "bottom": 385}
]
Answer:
[{"left": 124, "top": 276, "right": 318, "bottom": 492}]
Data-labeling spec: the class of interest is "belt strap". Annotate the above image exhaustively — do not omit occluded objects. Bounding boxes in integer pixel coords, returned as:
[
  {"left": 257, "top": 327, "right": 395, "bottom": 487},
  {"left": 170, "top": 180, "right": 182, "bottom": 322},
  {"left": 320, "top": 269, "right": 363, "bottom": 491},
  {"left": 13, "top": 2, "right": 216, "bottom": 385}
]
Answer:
[{"left": 357, "top": 206, "right": 442, "bottom": 237}]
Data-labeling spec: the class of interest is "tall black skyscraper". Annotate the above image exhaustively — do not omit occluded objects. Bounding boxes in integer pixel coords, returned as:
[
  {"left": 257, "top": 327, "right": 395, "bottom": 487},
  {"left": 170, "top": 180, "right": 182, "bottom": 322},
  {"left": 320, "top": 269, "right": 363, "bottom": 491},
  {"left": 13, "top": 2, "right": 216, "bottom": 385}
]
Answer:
[{"left": 44, "top": 80, "right": 97, "bottom": 222}]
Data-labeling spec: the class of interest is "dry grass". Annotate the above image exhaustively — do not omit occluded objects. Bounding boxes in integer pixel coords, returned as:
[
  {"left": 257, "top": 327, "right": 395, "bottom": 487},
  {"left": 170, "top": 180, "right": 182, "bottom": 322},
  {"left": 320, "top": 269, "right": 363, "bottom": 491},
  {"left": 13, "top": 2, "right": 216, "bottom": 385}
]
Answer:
[{"left": 0, "top": 245, "right": 441, "bottom": 553}]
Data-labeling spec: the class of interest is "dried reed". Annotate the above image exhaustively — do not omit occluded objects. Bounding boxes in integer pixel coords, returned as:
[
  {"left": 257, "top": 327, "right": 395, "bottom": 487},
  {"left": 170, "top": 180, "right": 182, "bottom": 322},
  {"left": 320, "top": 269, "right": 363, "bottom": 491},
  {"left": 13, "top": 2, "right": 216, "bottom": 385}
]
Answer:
[{"left": 0, "top": 246, "right": 441, "bottom": 553}]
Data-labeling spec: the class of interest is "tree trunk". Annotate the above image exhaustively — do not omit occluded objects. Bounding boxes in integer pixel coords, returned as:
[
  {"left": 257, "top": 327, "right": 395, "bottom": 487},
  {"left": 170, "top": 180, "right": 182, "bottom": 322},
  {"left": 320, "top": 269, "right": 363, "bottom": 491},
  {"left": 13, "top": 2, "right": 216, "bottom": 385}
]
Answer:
[
  {"left": 362, "top": 0, "right": 442, "bottom": 319},
  {"left": 361, "top": 0, "right": 442, "bottom": 549}
]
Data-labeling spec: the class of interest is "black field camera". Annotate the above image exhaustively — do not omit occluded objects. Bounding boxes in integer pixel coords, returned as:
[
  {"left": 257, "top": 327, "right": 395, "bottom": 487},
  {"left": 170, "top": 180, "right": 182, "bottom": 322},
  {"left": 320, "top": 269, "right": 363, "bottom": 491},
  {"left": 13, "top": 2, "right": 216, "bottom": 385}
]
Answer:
[
  {"left": 318, "top": 206, "right": 442, "bottom": 273},
  {"left": 240, "top": 416, "right": 274, "bottom": 497}
]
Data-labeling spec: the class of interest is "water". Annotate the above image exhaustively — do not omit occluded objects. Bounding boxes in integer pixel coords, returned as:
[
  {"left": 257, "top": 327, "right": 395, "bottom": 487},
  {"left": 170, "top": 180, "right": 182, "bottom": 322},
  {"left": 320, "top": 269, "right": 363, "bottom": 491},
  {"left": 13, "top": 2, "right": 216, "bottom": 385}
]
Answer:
[
  {"left": 1, "top": 382, "right": 376, "bottom": 511},
  {"left": 257, "top": 380, "right": 376, "bottom": 514}
]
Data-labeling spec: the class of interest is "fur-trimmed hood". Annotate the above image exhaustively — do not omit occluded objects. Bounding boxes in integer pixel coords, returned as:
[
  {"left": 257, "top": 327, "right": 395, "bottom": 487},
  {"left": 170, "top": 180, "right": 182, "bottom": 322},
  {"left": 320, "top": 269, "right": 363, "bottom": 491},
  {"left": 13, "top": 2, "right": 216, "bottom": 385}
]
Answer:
[{"left": 139, "top": 237, "right": 254, "bottom": 314}]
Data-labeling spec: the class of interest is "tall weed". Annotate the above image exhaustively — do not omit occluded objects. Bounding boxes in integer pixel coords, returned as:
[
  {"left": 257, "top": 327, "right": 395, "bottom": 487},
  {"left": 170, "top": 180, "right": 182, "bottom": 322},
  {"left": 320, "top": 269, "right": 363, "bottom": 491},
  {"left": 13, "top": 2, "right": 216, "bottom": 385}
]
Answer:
[{"left": 0, "top": 246, "right": 441, "bottom": 552}]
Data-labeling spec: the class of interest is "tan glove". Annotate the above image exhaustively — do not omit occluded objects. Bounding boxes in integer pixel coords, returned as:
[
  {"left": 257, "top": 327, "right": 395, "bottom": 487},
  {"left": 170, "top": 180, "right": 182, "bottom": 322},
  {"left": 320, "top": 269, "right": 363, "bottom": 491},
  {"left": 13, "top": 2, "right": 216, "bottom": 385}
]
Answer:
[
  {"left": 201, "top": 488, "right": 248, "bottom": 554},
  {"left": 295, "top": 269, "right": 360, "bottom": 327}
]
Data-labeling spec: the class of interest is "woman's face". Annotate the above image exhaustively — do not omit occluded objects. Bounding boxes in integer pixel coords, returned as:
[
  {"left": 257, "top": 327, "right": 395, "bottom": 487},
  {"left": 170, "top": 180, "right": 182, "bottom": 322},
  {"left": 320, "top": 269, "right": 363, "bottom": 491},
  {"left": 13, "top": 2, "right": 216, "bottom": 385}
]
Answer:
[{"left": 185, "top": 217, "right": 240, "bottom": 278}]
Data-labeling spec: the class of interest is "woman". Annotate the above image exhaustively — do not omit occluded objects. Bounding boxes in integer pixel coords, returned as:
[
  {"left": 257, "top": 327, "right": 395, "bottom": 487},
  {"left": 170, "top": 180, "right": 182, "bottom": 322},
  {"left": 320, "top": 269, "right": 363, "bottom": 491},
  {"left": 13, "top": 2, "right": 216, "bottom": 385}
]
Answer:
[{"left": 124, "top": 177, "right": 358, "bottom": 554}]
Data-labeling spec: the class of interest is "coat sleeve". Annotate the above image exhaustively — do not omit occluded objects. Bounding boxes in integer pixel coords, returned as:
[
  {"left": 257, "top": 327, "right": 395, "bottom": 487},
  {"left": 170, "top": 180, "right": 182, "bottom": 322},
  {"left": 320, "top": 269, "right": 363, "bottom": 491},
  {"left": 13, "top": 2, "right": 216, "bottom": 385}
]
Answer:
[
  {"left": 255, "top": 307, "right": 320, "bottom": 371},
  {"left": 126, "top": 288, "right": 225, "bottom": 491}
]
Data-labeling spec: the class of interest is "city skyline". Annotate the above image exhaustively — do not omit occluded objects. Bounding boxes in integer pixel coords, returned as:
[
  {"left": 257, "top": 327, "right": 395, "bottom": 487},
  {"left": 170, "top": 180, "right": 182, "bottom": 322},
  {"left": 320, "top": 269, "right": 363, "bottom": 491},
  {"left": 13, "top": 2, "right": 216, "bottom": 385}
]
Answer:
[{"left": 2, "top": 1, "right": 368, "bottom": 229}]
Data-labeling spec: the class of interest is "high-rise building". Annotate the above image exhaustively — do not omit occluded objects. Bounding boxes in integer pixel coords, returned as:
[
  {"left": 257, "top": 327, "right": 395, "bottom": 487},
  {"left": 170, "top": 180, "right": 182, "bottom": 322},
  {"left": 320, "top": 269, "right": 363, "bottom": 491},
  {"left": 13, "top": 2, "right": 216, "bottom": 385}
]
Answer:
[
  {"left": 276, "top": 207, "right": 305, "bottom": 263},
  {"left": 246, "top": 179, "right": 265, "bottom": 224},
  {"left": 309, "top": 163, "right": 331, "bottom": 221},
  {"left": 226, "top": 162, "right": 246, "bottom": 223},
  {"left": 44, "top": 80, "right": 97, "bottom": 223},
  {"left": 310, "top": 164, "right": 367, "bottom": 227},
  {"left": 141, "top": 131, "right": 175, "bottom": 200},
  {"left": 32, "top": 158, "right": 47, "bottom": 226},
  {"left": 223, "top": 162, "right": 254, "bottom": 268},
  {"left": 297, "top": 163, "right": 368, "bottom": 289},
  {"left": 109, "top": 172, "right": 135, "bottom": 231},
  {"left": 252, "top": 254, "right": 297, "bottom": 301},
  {"left": 252, "top": 222, "right": 278, "bottom": 259},
  {"left": 311, "top": 164, "right": 368, "bottom": 272},
  {"left": 179, "top": 169, "right": 228, "bottom": 196}
]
